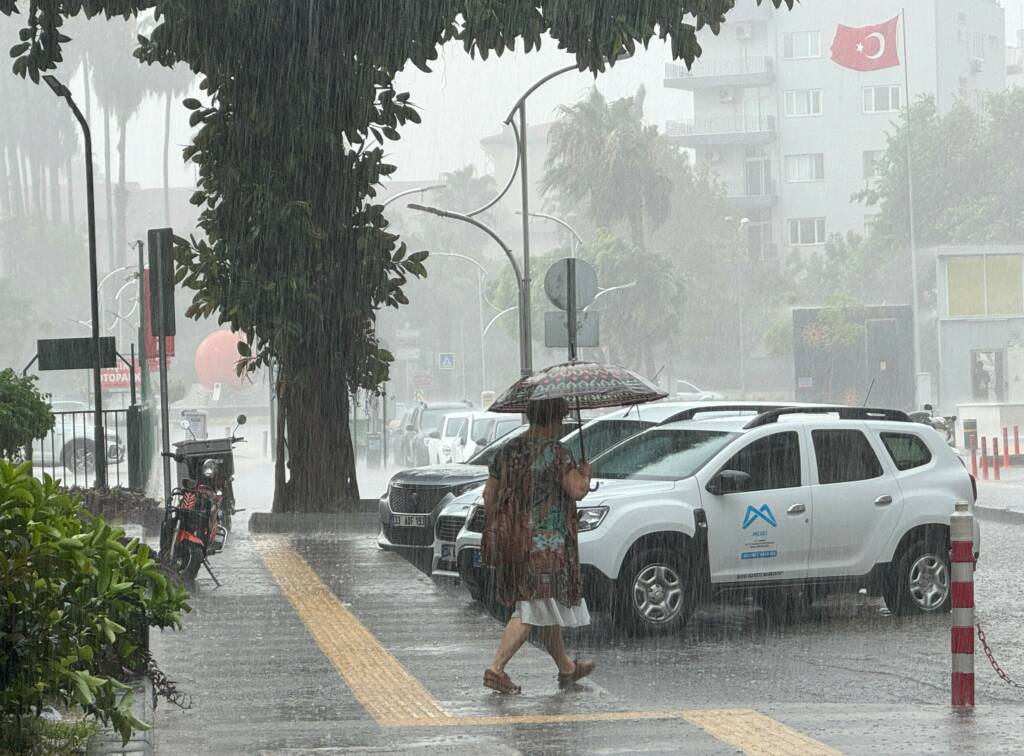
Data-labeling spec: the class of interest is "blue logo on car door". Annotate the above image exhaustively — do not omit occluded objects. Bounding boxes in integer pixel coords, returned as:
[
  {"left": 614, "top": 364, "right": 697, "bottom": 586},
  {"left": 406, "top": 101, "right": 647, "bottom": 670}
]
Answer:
[{"left": 742, "top": 504, "right": 778, "bottom": 529}]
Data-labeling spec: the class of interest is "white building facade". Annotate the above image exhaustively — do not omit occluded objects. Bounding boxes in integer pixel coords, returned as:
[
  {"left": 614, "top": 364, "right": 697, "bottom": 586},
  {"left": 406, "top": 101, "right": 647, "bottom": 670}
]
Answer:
[{"left": 665, "top": 0, "right": 1005, "bottom": 261}]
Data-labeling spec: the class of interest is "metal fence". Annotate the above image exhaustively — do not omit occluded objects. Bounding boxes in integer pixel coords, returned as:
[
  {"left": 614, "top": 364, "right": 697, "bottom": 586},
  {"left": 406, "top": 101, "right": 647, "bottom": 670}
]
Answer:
[{"left": 32, "top": 409, "right": 132, "bottom": 489}]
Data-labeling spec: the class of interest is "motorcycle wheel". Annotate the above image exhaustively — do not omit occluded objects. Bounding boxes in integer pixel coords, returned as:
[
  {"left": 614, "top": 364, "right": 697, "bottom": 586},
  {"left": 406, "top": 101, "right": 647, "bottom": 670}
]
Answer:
[{"left": 170, "top": 541, "right": 204, "bottom": 585}]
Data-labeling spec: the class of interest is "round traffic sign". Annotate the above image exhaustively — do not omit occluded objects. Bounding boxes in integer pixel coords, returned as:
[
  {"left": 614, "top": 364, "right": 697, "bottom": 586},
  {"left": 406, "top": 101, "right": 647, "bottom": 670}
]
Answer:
[{"left": 544, "top": 258, "right": 598, "bottom": 310}]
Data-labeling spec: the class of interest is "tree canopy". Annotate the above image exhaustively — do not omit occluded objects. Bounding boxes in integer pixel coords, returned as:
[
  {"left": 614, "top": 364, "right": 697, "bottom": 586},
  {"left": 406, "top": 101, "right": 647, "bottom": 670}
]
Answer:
[{"left": 4, "top": 0, "right": 792, "bottom": 509}]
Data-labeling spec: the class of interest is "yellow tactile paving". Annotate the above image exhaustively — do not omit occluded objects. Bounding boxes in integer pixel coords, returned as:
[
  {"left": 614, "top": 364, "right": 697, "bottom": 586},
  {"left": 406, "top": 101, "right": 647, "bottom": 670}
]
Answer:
[
  {"left": 254, "top": 536, "right": 842, "bottom": 754},
  {"left": 253, "top": 536, "right": 449, "bottom": 724},
  {"left": 683, "top": 709, "right": 842, "bottom": 756}
]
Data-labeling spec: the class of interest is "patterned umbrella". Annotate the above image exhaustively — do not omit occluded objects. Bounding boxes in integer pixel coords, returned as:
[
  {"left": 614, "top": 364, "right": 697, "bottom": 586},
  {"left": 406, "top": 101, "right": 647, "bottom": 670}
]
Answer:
[
  {"left": 488, "top": 361, "right": 666, "bottom": 413},
  {"left": 488, "top": 361, "right": 666, "bottom": 463}
]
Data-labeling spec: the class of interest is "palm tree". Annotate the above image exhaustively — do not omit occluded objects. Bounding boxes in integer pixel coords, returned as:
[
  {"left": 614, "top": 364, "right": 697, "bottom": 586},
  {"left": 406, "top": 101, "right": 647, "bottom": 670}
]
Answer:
[{"left": 542, "top": 86, "right": 674, "bottom": 249}]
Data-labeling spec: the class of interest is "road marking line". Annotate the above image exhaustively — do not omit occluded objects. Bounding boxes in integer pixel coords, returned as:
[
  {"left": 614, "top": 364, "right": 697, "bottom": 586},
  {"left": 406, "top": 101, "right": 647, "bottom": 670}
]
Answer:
[
  {"left": 253, "top": 536, "right": 449, "bottom": 724},
  {"left": 254, "top": 537, "right": 842, "bottom": 754},
  {"left": 683, "top": 709, "right": 842, "bottom": 756}
]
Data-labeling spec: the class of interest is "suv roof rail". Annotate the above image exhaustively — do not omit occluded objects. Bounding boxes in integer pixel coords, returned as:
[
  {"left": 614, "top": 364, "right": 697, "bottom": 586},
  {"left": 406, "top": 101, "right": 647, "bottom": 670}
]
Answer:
[
  {"left": 743, "top": 406, "right": 911, "bottom": 429},
  {"left": 659, "top": 403, "right": 793, "bottom": 425}
]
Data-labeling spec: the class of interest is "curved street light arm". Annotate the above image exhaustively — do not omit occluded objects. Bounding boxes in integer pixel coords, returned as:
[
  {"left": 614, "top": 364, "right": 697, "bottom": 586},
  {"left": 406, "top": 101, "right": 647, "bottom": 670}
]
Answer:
[
  {"left": 381, "top": 183, "right": 446, "bottom": 210},
  {"left": 584, "top": 281, "right": 637, "bottom": 311},
  {"left": 407, "top": 203, "right": 523, "bottom": 289},
  {"left": 516, "top": 210, "right": 584, "bottom": 247},
  {"left": 464, "top": 121, "right": 522, "bottom": 218},
  {"left": 433, "top": 252, "right": 503, "bottom": 312},
  {"left": 483, "top": 305, "right": 518, "bottom": 338},
  {"left": 504, "top": 64, "right": 580, "bottom": 124}
]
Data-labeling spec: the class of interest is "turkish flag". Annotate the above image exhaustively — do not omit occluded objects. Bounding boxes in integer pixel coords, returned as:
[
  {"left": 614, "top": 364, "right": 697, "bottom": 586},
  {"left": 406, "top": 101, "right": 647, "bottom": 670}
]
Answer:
[{"left": 830, "top": 16, "right": 900, "bottom": 71}]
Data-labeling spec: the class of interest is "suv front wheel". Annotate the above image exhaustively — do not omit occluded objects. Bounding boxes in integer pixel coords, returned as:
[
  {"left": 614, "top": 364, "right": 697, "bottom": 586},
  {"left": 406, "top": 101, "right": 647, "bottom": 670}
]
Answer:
[
  {"left": 883, "top": 538, "right": 952, "bottom": 615},
  {"left": 613, "top": 547, "right": 696, "bottom": 635}
]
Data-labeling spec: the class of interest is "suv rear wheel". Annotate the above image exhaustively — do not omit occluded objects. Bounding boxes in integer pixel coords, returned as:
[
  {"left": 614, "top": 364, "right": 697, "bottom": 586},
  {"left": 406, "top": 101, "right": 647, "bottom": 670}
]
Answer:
[
  {"left": 614, "top": 547, "right": 695, "bottom": 635},
  {"left": 883, "top": 538, "right": 952, "bottom": 615}
]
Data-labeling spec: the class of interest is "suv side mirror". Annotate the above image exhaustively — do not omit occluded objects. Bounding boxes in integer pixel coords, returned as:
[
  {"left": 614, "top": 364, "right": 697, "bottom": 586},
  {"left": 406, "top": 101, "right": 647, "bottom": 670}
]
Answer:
[
  {"left": 236, "top": 414, "right": 247, "bottom": 425},
  {"left": 923, "top": 404, "right": 933, "bottom": 412},
  {"left": 405, "top": 424, "right": 416, "bottom": 432},
  {"left": 429, "top": 430, "right": 441, "bottom": 440},
  {"left": 706, "top": 469, "right": 753, "bottom": 496},
  {"left": 475, "top": 436, "right": 488, "bottom": 446}
]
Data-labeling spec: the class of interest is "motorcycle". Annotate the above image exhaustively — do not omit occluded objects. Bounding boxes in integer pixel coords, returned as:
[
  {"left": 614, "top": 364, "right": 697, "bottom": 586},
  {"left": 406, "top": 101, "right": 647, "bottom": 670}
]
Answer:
[
  {"left": 909, "top": 404, "right": 956, "bottom": 446},
  {"left": 159, "top": 415, "right": 247, "bottom": 585}
]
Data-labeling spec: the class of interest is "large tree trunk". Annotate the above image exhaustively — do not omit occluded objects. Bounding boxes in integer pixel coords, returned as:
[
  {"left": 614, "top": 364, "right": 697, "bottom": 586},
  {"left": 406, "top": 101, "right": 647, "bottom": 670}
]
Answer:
[
  {"left": 273, "top": 352, "right": 360, "bottom": 513},
  {"left": 115, "top": 115, "right": 128, "bottom": 268},
  {"left": 163, "top": 92, "right": 171, "bottom": 226}
]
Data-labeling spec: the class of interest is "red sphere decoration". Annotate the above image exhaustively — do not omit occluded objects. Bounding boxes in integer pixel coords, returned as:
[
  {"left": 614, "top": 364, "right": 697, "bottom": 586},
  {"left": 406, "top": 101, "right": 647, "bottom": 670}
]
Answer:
[{"left": 195, "top": 330, "right": 246, "bottom": 388}]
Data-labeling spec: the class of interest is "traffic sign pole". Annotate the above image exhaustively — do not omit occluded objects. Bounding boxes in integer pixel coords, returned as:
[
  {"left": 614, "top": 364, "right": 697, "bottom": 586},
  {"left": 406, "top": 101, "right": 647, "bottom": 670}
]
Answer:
[{"left": 566, "top": 258, "right": 578, "bottom": 362}]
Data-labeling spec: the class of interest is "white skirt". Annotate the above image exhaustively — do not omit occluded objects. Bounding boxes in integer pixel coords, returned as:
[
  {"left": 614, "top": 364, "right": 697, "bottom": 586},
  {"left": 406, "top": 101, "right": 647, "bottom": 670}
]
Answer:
[{"left": 513, "top": 598, "right": 591, "bottom": 628}]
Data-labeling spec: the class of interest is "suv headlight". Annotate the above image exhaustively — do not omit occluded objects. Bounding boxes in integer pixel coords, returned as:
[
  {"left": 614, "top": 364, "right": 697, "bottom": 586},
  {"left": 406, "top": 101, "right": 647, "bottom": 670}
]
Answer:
[
  {"left": 201, "top": 458, "right": 220, "bottom": 478},
  {"left": 577, "top": 506, "right": 609, "bottom": 532}
]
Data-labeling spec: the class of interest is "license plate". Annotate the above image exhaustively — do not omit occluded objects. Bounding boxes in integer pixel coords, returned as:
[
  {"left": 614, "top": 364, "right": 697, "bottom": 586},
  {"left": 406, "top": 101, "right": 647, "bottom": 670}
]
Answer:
[
  {"left": 390, "top": 514, "right": 427, "bottom": 528},
  {"left": 441, "top": 544, "right": 454, "bottom": 560},
  {"left": 471, "top": 548, "right": 481, "bottom": 567}
]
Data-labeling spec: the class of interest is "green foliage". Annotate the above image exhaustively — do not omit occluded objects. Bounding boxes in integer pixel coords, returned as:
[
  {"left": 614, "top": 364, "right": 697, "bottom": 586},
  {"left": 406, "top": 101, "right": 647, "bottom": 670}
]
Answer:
[
  {"left": 0, "top": 714, "right": 97, "bottom": 755},
  {"left": 859, "top": 89, "right": 1024, "bottom": 246},
  {"left": 0, "top": 369, "right": 52, "bottom": 460},
  {"left": 0, "top": 461, "right": 189, "bottom": 745},
  {"left": 544, "top": 86, "right": 673, "bottom": 246}
]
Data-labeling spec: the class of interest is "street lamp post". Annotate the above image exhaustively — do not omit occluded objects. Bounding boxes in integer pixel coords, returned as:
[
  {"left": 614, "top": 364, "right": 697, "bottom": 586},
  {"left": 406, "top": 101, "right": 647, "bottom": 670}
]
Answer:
[
  {"left": 433, "top": 252, "right": 496, "bottom": 392},
  {"left": 44, "top": 75, "right": 106, "bottom": 488},
  {"left": 408, "top": 203, "right": 532, "bottom": 377}
]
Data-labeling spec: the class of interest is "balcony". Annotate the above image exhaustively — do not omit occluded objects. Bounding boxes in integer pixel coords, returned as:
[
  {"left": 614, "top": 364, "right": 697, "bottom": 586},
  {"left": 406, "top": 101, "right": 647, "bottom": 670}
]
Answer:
[
  {"left": 664, "top": 56, "right": 774, "bottom": 90},
  {"left": 666, "top": 115, "right": 777, "bottom": 147},
  {"left": 725, "top": 178, "right": 778, "bottom": 210}
]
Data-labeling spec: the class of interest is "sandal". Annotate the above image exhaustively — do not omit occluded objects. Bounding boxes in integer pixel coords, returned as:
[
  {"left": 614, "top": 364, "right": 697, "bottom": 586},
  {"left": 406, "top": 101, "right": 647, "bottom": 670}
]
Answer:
[
  {"left": 484, "top": 669, "right": 521, "bottom": 694},
  {"left": 558, "top": 658, "right": 595, "bottom": 688}
]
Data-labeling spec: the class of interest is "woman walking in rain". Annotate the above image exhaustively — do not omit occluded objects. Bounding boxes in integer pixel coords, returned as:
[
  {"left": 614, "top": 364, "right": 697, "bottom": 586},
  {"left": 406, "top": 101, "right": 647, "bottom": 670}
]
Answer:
[{"left": 481, "top": 397, "right": 595, "bottom": 694}]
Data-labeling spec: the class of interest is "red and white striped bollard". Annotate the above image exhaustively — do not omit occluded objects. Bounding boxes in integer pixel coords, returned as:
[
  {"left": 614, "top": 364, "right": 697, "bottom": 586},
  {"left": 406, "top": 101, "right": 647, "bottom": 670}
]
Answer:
[
  {"left": 969, "top": 435, "right": 978, "bottom": 479},
  {"left": 951, "top": 500, "right": 975, "bottom": 707},
  {"left": 980, "top": 436, "right": 989, "bottom": 480},
  {"left": 1003, "top": 427, "right": 1010, "bottom": 467},
  {"left": 993, "top": 437, "right": 1001, "bottom": 480}
]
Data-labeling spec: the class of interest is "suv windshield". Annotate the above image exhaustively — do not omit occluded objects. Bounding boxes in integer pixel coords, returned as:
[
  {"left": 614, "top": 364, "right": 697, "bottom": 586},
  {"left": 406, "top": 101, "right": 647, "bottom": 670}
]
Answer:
[
  {"left": 561, "top": 419, "right": 656, "bottom": 462},
  {"left": 420, "top": 408, "right": 452, "bottom": 433},
  {"left": 592, "top": 428, "right": 738, "bottom": 481}
]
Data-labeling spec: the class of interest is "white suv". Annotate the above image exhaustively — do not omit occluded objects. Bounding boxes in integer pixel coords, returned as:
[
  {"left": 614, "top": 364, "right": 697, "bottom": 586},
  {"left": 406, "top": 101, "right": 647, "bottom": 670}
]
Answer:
[{"left": 456, "top": 406, "right": 979, "bottom": 633}]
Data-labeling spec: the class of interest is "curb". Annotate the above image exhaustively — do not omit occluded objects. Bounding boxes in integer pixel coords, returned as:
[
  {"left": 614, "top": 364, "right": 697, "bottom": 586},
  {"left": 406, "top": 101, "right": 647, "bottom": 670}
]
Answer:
[
  {"left": 248, "top": 503, "right": 378, "bottom": 534},
  {"left": 975, "top": 504, "right": 1024, "bottom": 525}
]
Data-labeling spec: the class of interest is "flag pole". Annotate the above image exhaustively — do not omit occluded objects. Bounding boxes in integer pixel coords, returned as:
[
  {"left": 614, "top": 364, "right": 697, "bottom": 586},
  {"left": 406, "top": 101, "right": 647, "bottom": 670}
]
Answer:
[{"left": 901, "top": 7, "right": 922, "bottom": 407}]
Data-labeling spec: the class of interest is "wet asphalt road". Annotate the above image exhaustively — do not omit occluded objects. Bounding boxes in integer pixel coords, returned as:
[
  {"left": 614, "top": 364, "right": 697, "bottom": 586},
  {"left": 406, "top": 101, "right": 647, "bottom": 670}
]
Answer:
[{"left": 148, "top": 454, "right": 1024, "bottom": 754}]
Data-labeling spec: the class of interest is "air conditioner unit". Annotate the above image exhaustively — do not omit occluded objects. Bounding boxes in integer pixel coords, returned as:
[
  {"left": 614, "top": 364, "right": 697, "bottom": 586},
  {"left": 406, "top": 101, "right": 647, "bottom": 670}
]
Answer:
[
  {"left": 971, "top": 57, "right": 984, "bottom": 73},
  {"left": 703, "top": 148, "right": 722, "bottom": 163},
  {"left": 735, "top": 23, "right": 753, "bottom": 40},
  {"left": 718, "top": 87, "right": 736, "bottom": 103}
]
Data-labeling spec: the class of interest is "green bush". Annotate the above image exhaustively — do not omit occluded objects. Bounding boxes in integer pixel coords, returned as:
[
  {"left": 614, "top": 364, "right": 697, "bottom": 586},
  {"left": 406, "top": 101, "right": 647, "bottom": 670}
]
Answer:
[
  {"left": 0, "top": 460, "right": 190, "bottom": 747},
  {"left": 0, "top": 370, "right": 53, "bottom": 461}
]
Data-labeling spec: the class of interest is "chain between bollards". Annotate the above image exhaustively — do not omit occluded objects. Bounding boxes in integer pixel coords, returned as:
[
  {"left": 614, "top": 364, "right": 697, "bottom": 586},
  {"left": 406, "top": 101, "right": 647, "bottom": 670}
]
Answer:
[{"left": 976, "top": 624, "right": 1024, "bottom": 690}]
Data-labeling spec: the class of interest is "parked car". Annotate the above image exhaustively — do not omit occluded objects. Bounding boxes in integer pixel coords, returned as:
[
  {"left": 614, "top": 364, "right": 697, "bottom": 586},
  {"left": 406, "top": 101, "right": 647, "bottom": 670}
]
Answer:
[
  {"left": 444, "top": 411, "right": 522, "bottom": 464},
  {"left": 430, "top": 411, "right": 473, "bottom": 465},
  {"left": 457, "top": 404, "right": 979, "bottom": 633},
  {"left": 428, "top": 403, "right": 783, "bottom": 581},
  {"left": 399, "top": 401, "right": 473, "bottom": 467},
  {"left": 675, "top": 380, "right": 724, "bottom": 402},
  {"left": 31, "top": 401, "right": 124, "bottom": 473}
]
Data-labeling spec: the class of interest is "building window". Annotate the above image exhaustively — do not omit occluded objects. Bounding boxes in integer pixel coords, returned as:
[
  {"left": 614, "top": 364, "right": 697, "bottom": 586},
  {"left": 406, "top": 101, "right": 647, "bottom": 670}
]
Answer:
[
  {"left": 784, "top": 153, "right": 825, "bottom": 182},
  {"left": 862, "top": 149, "right": 886, "bottom": 179},
  {"left": 784, "top": 88, "right": 822, "bottom": 117},
  {"left": 788, "top": 217, "right": 826, "bottom": 246},
  {"left": 972, "top": 31, "right": 985, "bottom": 59},
  {"left": 947, "top": 254, "right": 1024, "bottom": 317},
  {"left": 863, "top": 85, "right": 902, "bottom": 113},
  {"left": 783, "top": 30, "right": 821, "bottom": 59}
]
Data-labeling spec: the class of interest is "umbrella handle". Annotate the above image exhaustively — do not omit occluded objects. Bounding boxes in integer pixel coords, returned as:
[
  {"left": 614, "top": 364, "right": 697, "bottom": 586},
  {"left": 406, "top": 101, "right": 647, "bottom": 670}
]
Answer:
[{"left": 589, "top": 480, "right": 601, "bottom": 493}]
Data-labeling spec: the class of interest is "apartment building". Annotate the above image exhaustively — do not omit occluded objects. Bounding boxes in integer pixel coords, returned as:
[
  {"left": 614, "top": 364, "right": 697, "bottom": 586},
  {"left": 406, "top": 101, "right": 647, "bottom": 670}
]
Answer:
[{"left": 664, "top": 0, "right": 1005, "bottom": 261}]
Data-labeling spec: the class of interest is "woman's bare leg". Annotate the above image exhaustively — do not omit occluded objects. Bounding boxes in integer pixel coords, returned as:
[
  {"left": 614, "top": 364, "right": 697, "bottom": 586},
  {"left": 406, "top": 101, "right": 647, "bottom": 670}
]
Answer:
[
  {"left": 539, "top": 626, "right": 575, "bottom": 674},
  {"left": 488, "top": 616, "right": 531, "bottom": 674}
]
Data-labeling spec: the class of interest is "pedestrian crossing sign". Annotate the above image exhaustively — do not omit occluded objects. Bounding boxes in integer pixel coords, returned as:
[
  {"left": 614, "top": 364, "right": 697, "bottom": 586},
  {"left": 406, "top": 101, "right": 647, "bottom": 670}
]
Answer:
[{"left": 438, "top": 352, "right": 455, "bottom": 370}]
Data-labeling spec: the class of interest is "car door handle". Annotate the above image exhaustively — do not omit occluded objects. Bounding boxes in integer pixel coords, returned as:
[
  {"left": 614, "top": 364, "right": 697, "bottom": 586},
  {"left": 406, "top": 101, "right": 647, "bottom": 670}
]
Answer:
[
  {"left": 787, "top": 503, "right": 806, "bottom": 515},
  {"left": 874, "top": 495, "right": 893, "bottom": 507}
]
